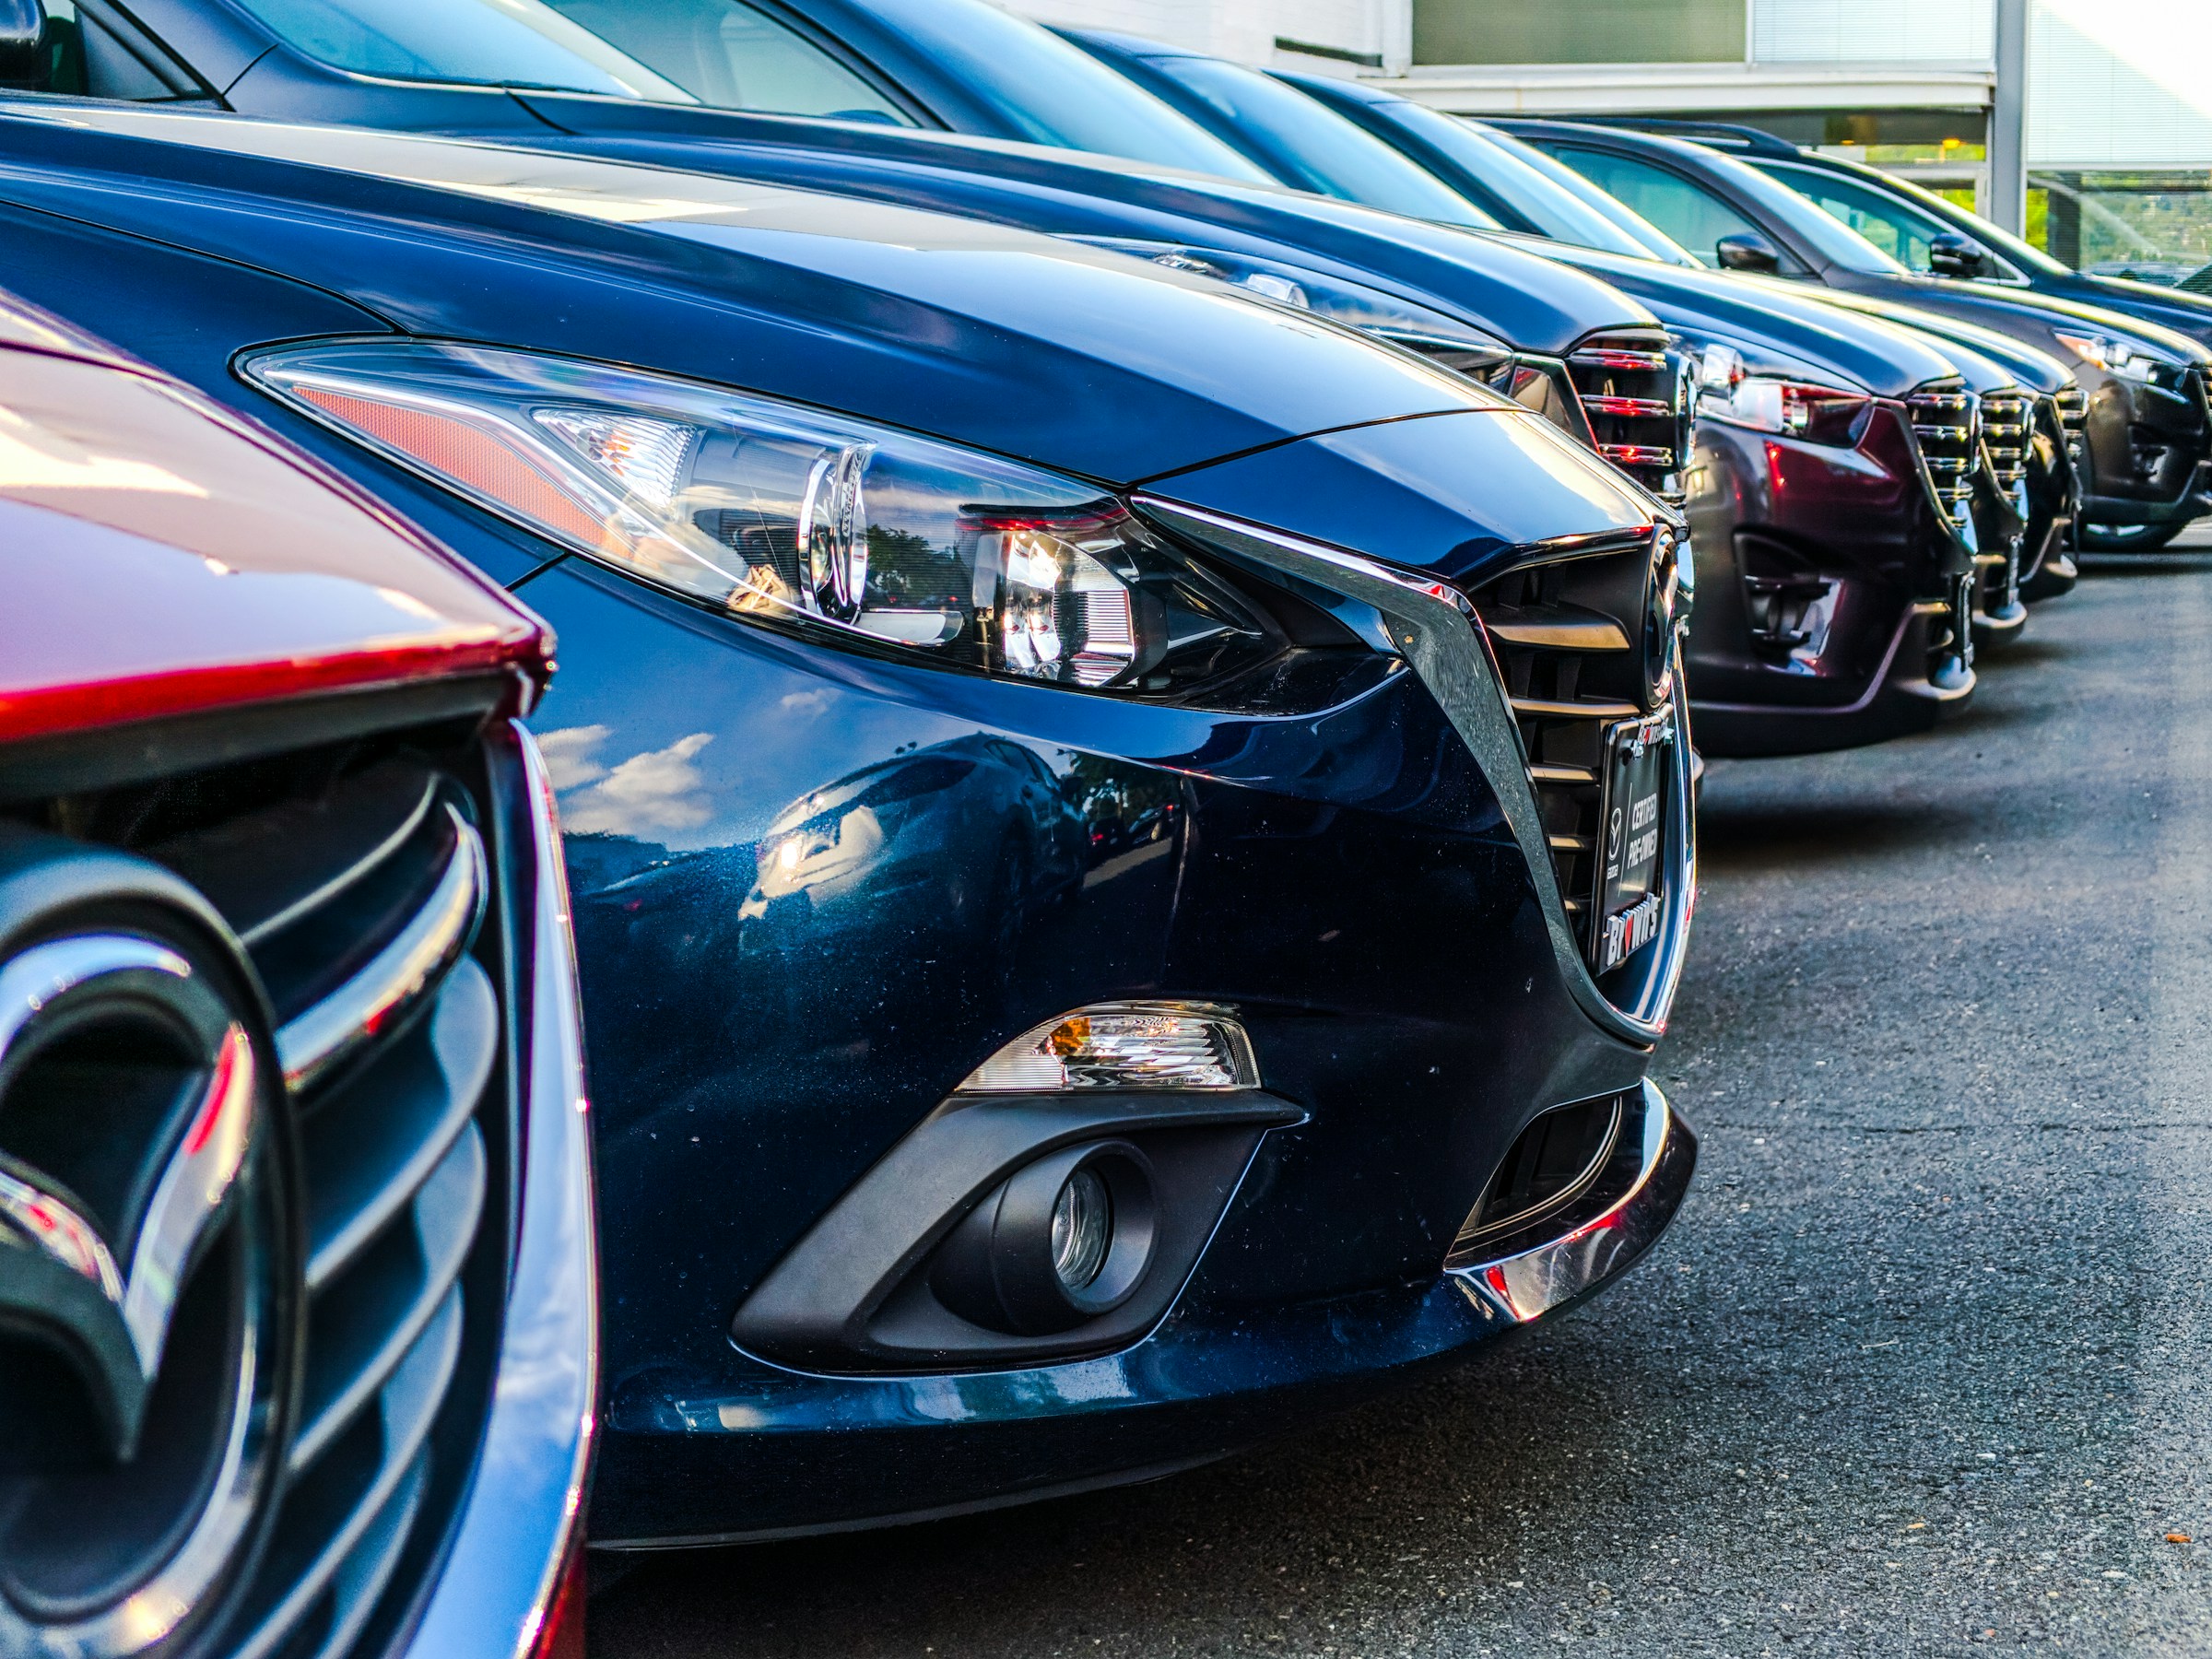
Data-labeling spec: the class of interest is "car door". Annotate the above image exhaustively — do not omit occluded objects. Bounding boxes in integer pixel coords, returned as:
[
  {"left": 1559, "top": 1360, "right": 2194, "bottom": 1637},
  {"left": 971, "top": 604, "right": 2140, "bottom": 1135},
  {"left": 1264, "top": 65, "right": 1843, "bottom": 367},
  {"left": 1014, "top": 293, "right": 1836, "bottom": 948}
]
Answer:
[{"left": 1539, "top": 144, "right": 1810, "bottom": 276}]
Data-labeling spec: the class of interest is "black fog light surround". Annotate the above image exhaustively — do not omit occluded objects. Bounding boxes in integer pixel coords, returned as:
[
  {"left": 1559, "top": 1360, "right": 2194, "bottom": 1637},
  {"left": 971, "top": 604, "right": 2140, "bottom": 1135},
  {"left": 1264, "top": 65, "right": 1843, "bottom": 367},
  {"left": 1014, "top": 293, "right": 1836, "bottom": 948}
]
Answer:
[
  {"left": 932, "top": 1140, "right": 1159, "bottom": 1335},
  {"left": 730, "top": 1004, "right": 1300, "bottom": 1373}
]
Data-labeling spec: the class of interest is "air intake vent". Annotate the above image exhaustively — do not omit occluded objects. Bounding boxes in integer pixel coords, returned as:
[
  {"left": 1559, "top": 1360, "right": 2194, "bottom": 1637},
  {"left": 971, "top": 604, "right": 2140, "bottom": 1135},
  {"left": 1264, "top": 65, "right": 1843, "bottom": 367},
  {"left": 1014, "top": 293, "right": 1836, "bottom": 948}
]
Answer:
[
  {"left": 1981, "top": 389, "right": 2030, "bottom": 493},
  {"left": 1566, "top": 331, "right": 1688, "bottom": 504},
  {"left": 23, "top": 714, "right": 518, "bottom": 1659},
  {"left": 1910, "top": 386, "right": 1979, "bottom": 524},
  {"left": 1465, "top": 531, "right": 1674, "bottom": 963}
]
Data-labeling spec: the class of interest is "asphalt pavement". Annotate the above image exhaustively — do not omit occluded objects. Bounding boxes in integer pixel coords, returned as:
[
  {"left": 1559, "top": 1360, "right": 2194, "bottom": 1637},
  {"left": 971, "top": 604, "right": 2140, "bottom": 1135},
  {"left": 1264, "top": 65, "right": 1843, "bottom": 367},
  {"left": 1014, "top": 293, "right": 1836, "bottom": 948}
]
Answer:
[{"left": 593, "top": 534, "right": 2212, "bottom": 1658}]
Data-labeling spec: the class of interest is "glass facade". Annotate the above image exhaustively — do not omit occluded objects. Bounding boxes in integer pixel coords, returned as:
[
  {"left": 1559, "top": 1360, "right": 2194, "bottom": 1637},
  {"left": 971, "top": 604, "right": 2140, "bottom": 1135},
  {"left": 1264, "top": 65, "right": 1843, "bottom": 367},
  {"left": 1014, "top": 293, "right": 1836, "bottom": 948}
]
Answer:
[{"left": 1411, "top": 0, "right": 1745, "bottom": 66}]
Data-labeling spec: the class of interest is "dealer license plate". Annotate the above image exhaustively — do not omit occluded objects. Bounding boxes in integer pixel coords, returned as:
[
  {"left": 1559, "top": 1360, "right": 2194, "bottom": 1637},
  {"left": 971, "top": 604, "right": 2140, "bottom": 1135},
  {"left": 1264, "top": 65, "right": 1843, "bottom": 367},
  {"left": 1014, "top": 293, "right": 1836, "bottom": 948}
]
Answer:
[{"left": 1593, "top": 715, "right": 1670, "bottom": 973}]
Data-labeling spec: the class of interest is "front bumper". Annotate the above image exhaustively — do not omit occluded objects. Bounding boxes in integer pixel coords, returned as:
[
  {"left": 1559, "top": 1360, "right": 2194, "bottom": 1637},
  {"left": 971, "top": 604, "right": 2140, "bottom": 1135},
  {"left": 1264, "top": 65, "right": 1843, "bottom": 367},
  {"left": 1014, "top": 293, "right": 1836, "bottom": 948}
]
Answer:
[
  {"left": 598, "top": 1085, "right": 1694, "bottom": 1547},
  {"left": 1685, "top": 409, "right": 1977, "bottom": 757}
]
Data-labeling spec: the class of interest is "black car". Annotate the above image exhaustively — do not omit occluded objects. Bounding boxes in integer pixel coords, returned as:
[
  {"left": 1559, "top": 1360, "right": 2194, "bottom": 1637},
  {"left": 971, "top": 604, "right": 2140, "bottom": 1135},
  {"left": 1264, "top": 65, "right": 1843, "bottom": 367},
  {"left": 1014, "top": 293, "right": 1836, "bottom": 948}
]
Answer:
[
  {"left": 1607, "top": 121, "right": 2212, "bottom": 350},
  {"left": 1497, "top": 119, "right": 2212, "bottom": 551}
]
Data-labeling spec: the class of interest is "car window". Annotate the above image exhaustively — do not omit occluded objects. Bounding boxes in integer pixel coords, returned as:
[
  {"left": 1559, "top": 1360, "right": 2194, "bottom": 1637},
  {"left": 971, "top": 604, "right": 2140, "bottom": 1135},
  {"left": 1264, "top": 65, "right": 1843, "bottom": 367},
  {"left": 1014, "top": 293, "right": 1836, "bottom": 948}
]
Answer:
[
  {"left": 19, "top": 0, "right": 207, "bottom": 101},
  {"left": 1438, "top": 118, "right": 1693, "bottom": 260},
  {"left": 820, "top": 0, "right": 1275, "bottom": 182},
  {"left": 1137, "top": 58, "right": 1499, "bottom": 229},
  {"left": 540, "top": 0, "right": 913, "bottom": 123},
  {"left": 1755, "top": 160, "right": 1959, "bottom": 273},
  {"left": 221, "top": 0, "right": 699, "bottom": 97},
  {"left": 1547, "top": 146, "right": 1794, "bottom": 271}
]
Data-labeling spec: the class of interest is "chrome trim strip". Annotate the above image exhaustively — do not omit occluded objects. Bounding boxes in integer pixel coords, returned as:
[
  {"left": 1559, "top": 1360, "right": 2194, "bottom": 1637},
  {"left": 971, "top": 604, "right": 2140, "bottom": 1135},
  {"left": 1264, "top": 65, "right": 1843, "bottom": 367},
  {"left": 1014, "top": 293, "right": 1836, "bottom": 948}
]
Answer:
[
  {"left": 1135, "top": 497, "right": 1693, "bottom": 1046},
  {"left": 275, "top": 808, "right": 485, "bottom": 1092},
  {"left": 1447, "top": 1080, "right": 1695, "bottom": 1323},
  {"left": 399, "top": 722, "right": 596, "bottom": 1659}
]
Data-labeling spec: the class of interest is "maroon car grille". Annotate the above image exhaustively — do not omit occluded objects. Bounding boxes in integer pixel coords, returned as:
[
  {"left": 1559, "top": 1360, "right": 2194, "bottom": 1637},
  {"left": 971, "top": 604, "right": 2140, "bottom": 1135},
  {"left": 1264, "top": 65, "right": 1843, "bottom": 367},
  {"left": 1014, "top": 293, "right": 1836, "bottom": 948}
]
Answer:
[
  {"left": 1910, "top": 386, "right": 1979, "bottom": 525},
  {"left": 1566, "top": 331, "right": 1688, "bottom": 505}
]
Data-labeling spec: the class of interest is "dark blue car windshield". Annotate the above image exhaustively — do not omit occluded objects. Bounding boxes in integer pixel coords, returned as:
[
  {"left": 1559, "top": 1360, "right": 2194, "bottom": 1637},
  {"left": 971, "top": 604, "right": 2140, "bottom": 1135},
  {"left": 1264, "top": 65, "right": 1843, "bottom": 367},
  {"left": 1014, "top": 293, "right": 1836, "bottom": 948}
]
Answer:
[{"left": 1140, "top": 56, "right": 1497, "bottom": 229}]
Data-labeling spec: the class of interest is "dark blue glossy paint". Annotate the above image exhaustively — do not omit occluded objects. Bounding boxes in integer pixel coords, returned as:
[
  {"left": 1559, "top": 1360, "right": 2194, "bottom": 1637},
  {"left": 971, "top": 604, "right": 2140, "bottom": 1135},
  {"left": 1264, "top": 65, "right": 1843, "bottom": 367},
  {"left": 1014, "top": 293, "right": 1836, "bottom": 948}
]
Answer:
[
  {"left": 46, "top": 0, "right": 1657, "bottom": 356},
  {"left": 0, "top": 101, "right": 1678, "bottom": 1539}
]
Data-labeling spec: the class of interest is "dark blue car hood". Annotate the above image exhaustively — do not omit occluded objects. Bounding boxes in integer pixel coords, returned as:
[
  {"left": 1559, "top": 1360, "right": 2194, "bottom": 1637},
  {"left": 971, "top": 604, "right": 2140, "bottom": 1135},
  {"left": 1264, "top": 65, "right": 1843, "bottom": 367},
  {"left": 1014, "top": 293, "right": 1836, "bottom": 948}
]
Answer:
[
  {"left": 1524, "top": 240, "right": 1963, "bottom": 398},
  {"left": 493, "top": 93, "right": 1659, "bottom": 357},
  {"left": 0, "top": 100, "right": 1503, "bottom": 487}
]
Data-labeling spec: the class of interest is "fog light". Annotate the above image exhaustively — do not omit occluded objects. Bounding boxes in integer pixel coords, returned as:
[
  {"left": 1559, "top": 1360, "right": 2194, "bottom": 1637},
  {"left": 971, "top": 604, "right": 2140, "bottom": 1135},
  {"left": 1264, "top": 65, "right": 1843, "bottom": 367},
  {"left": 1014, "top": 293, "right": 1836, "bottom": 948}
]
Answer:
[
  {"left": 1052, "top": 1166, "right": 1112, "bottom": 1291},
  {"left": 958, "top": 1002, "right": 1258, "bottom": 1092},
  {"left": 931, "top": 1141, "right": 1159, "bottom": 1335}
]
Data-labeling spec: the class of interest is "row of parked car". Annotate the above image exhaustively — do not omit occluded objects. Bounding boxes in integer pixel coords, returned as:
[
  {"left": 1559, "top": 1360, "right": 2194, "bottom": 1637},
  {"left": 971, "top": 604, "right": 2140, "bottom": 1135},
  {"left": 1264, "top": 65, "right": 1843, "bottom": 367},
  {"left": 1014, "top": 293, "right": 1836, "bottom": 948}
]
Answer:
[{"left": 5, "top": 1, "right": 2210, "bottom": 1653}]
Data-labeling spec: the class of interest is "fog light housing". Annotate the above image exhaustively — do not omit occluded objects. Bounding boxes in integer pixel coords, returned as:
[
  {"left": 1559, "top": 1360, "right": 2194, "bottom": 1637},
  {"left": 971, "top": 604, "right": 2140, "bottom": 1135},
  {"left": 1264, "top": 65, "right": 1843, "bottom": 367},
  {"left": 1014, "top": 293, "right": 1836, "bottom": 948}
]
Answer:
[
  {"left": 957, "top": 1002, "right": 1258, "bottom": 1092},
  {"left": 931, "top": 1141, "right": 1159, "bottom": 1335}
]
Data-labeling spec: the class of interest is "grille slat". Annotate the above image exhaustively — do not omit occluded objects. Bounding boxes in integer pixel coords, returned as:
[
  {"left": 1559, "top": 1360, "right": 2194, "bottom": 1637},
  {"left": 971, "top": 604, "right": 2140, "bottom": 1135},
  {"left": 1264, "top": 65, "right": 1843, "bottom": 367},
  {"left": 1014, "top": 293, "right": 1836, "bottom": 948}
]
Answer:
[
  {"left": 124, "top": 722, "right": 517, "bottom": 1659},
  {"left": 275, "top": 812, "right": 486, "bottom": 1092},
  {"left": 1470, "top": 531, "right": 1677, "bottom": 963},
  {"left": 1567, "top": 332, "right": 1688, "bottom": 503},
  {"left": 1909, "top": 386, "right": 1980, "bottom": 525},
  {"left": 230, "top": 1296, "right": 461, "bottom": 1659},
  {"left": 292, "top": 1124, "right": 487, "bottom": 1473},
  {"left": 300, "top": 958, "right": 497, "bottom": 1290},
  {"left": 297, "top": 1464, "right": 428, "bottom": 1659}
]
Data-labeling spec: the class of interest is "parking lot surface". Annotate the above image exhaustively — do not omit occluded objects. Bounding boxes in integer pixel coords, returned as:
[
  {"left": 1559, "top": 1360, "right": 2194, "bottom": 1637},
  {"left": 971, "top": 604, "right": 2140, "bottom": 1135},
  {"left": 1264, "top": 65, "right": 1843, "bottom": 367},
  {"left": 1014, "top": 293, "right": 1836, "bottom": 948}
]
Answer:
[{"left": 593, "top": 546, "right": 2212, "bottom": 1657}]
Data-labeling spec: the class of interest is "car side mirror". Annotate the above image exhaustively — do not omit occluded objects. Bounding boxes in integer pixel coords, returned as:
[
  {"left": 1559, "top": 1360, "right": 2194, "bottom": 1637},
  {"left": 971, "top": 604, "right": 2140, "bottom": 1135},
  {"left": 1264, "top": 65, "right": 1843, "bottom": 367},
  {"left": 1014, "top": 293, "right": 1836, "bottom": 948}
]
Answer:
[
  {"left": 1927, "top": 232, "right": 1990, "bottom": 279},
  {"left": 0, "top": 0, "right": 47, "bottom": 86},
  {"left": 1714, "top": 233, "right": 1783, "bottom": 275}
]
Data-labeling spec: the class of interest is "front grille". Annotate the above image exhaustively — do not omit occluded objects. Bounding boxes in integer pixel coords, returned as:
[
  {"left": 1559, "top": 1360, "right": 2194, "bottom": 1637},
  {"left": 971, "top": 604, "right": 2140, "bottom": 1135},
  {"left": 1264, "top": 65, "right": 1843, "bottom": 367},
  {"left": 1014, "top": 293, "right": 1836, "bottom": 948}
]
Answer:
[
  {"left": 1910, "top": 386, "right": 1979, "bottom": 525},
  {"left": 1981, "top": 389, "right": 2030, "bottom": 492},
  {"left": 26, "top": 715, "right": 517, "bottom": 1659},
  {"left": 1464, "top": 532, "right": 1666, "bottom": 959},
  {"left": 1566, "top": 331, "right": 1688, "bottom": 504}
]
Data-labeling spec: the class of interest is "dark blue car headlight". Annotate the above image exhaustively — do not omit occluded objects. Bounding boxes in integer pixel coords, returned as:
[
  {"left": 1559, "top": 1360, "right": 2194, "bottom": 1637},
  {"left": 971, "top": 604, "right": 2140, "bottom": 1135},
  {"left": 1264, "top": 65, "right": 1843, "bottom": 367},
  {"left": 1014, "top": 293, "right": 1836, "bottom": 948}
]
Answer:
[{"left": 242, "top": 340, "right": 1273, "bottom": 694}]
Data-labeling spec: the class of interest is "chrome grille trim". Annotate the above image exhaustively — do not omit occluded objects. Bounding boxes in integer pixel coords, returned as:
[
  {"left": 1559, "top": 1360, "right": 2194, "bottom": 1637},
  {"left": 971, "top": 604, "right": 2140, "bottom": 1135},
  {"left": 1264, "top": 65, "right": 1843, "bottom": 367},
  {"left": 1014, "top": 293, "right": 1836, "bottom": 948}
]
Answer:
[
  {"left": 1981, "top": 389, "right": 2030, "bottom": 492},
  {"left": 1566, "top": 330, "right": 1691, "bottom": 504},
  {"left": 134, "top": 727, "right": 520, "bottom": 1659},
  {"left": 1909, "top": 386, "right": 1981, "bottom": 524},
  {"left": 1135, "top": 496, "right": 1694, "bottom": 1043},
  {"left": 275, "top": 807, "right": 486, "bottom": 1091}
]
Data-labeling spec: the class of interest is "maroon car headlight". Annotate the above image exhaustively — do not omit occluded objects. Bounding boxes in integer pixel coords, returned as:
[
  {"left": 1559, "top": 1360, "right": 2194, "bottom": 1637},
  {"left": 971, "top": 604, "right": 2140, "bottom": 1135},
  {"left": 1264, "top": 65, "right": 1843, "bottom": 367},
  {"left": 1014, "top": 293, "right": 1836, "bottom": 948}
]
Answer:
[
  {"left": 1697, "top": 342, "right": 1871, "bottom": 446},
  {"left": 243, "top": 340, "right": 1274, "bottom": 695}
]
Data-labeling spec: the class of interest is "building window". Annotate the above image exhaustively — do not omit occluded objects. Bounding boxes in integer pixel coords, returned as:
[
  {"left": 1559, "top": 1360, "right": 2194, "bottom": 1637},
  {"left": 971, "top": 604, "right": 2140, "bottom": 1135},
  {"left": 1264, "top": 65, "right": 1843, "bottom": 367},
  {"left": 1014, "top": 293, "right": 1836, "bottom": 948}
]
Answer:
[{"left": 1411, "top": 0, "right": 1745, "bottom": 66}]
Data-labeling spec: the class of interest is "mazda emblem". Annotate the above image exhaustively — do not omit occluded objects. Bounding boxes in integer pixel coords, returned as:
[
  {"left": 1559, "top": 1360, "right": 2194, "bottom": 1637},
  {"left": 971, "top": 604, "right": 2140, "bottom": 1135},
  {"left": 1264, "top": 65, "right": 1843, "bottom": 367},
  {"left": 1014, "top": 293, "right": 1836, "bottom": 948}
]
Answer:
[{"left": 0, "top": 912, "right": 294, "bottom": 1659}]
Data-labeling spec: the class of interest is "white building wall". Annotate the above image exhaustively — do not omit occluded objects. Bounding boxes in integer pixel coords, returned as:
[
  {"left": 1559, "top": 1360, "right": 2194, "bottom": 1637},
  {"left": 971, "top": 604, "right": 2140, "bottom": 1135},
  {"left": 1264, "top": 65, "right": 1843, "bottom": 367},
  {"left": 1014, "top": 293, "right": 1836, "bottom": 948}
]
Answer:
[
  {"left": 2029, "top": 0, "right": 2212, "bottom": 168},
  {"left": 1002, "top": 0, "right": 1408, "bottom": 72},
  {"left": 998, "top": 0, "right": 2212, "bottom": 168},
  {"left": 1753, "top": 0, "right": 1993, "bottom": 64}
]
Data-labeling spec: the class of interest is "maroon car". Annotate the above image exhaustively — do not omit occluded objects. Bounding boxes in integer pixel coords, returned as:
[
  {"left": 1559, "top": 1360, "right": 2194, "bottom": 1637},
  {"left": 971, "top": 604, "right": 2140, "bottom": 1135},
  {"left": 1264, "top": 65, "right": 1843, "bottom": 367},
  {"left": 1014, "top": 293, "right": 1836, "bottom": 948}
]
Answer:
[{"left": 0, "top": 295, "right": 594, "bottom": 1659}]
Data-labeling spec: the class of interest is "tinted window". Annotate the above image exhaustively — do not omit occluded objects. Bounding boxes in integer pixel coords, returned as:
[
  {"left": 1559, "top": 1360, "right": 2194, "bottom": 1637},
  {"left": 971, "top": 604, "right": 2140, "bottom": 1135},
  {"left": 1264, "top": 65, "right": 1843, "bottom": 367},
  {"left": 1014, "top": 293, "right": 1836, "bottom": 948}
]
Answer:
[
  {"left": 1704, "top": 150, "right": 1910, "bottom": 276},
  {"left": 1547, "top": 146, "right": 1786, "bottom": 270},
  {"left": 825, "top": 0, "right": 1274, "bottom": 181},
  {"left": 1141, "top": 58, "right": 1498, "bottom": 228},
  {"left": 223, "top": 0, "right": 698, "bottom": 96},
  {"left": 541, "top": 0, "right": 912, "bottom": 122},
  {"left": 1754, "top": 161, "right": 1953, "bottom": 270}
]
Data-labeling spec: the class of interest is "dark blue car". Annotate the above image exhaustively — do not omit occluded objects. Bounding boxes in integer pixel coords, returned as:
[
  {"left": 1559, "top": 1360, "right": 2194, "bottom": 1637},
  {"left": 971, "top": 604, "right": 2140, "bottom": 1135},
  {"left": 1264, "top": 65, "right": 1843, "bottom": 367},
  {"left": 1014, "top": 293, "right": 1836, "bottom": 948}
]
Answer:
[{"left": 0, "top": 101, "right": 1699, "bottom": 1543}]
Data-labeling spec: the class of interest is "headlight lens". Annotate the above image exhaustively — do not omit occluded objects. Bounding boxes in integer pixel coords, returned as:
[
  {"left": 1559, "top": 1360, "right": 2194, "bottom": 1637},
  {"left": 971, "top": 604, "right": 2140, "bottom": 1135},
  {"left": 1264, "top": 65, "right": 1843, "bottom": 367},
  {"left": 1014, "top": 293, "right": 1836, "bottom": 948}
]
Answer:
[
  {"left": 243, "top": 341, "right": 1272, "bottom": 694},
  {"left": 1696, "top": 343, "right": 1871, "bottom": 446},
  {"left": 1072, "top": 239, "right": 1512, "bottom": 363},
  {"left": 2052, "top": 330, "right": 2168, "bottom": 382}
]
